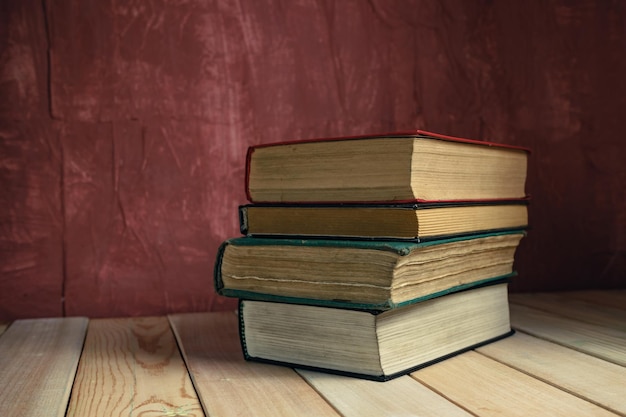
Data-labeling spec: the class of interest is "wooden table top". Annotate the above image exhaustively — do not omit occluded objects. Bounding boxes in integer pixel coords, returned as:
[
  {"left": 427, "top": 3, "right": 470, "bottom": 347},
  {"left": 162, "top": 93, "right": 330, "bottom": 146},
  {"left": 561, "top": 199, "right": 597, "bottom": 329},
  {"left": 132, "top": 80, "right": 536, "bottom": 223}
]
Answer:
[{"left": 1, "top": 290, "right": 625, "bottom": 417}]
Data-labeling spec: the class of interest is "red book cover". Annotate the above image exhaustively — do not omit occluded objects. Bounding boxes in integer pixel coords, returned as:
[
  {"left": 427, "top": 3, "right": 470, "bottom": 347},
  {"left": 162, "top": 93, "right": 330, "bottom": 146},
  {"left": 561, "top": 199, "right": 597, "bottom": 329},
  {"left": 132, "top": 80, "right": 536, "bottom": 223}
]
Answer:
[{"left": 245, "top": 130, "right": 530, "bottom": 204}]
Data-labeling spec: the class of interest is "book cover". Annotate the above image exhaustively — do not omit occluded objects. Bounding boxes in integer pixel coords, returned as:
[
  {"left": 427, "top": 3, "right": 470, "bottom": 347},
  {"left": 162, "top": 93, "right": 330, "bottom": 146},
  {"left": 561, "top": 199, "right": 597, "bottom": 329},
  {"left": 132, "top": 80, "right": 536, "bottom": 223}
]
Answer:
[
  {"left": 247, "top": 129, "right": 531, "bottom": 154},
  {"left": 245, "top": 129, "right": 530, "bottom": 204}
]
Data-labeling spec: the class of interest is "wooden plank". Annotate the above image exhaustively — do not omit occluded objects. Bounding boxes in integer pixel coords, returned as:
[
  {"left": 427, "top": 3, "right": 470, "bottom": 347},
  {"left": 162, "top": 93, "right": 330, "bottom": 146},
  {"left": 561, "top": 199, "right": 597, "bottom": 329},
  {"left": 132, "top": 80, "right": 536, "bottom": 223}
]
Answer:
[
  {"left": 0, "top": 317, "right": 88, "bottom": 417},
  {"left": 298, "top": 369, "right": 474, "bottom": 417},
  {"left": 169, "top": 312, "right": 339, "bottom": 417},
  {"left": 412, "top": 351, "right": 619, "bottom": 417},
  {"left": 66, "top": 316, "right": 203, "bottom": 417},
  {"left": 510, "top": 292, "right": 626, "bottom": 330},
  {"left": 478, "top": 332, "right": 626, "bottom": 416},
  {"left": 555, "top": 290, "right": 626, "bottom": 311},
  {"left": 510, "top": 303, "right": 626, "bottom": 366}
]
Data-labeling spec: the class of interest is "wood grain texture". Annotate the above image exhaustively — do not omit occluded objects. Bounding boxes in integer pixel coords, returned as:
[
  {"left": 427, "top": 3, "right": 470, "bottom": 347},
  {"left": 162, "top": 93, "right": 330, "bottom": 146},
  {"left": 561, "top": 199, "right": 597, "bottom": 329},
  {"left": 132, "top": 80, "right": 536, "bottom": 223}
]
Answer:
[
  {"left": 297, "top": 369, "right": 473, "bottom": 417},
  {"left": 478, "top": 332, "right": 626, "bottom": 416},
  {"left": 1, "top": 296, "right": 625, "bottom": 415},
  {"left": 510, "top": 303, "right": 626, "bottom": 366},
  {"left": 412, "top": 351, "right": 619, "bottom": 417},
  {"left": 66, "top": 316, "right": 203, "bottom": 417},
  {"left": 554, "top": 290, "right": 626, "bottom": 311},
  {"left": 510, "top": 292, "right": 626, "bottom": 330},
  {"left": 0, "top": 317, "right": 88, "bottom": 417},
  {"left": 168, "top": 312, "right": 340, "bottom": 417}
]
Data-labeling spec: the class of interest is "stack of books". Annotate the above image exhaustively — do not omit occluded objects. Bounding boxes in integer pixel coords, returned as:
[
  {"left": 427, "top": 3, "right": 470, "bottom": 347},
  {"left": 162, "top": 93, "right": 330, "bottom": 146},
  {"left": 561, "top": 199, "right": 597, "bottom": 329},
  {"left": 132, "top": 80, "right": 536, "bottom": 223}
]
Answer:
[{"left": 214, "top": 129, "right": 530, "bottom": 381}]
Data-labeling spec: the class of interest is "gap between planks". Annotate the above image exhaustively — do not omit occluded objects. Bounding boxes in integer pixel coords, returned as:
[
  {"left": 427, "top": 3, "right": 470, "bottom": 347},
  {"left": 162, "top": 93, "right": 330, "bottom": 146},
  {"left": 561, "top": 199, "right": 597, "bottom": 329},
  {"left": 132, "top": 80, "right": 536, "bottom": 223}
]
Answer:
[
  {"left": 411, "top": 350, "right": 619, "bottom": 417},
  {"left": 168, "top": 311, "right": 341, "bottom": 417},
  {"left": 476, "top": 332, "right": 626, "bottom": 416},
  {"left": 0, "top": 317, "right": 88, "bottom": 417},
  {"left": 509, "top": 302, "right": 626, "bottom": 366},
  {"left": 510, "top": 291, "right": 626, "bottom": 330},
  {"left": 169, "top": 311, "right": 477, "bottom": 417},
  {"left": 295, "top": 369, "right": 473, "bottom": 417},
  {"left": 1, "top": 290, "right": 623, "bottom": 417}
]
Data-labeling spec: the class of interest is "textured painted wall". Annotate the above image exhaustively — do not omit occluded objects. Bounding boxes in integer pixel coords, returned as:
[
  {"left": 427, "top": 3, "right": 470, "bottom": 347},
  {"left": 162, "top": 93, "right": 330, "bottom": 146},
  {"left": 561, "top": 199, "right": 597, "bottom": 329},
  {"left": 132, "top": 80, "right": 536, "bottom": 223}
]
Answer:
[
  {"left": 1, "top": 0, "right": 625, "bottom": 319},
  {"left": 1, "top": 1, "right": 64, "bottom": 318}
]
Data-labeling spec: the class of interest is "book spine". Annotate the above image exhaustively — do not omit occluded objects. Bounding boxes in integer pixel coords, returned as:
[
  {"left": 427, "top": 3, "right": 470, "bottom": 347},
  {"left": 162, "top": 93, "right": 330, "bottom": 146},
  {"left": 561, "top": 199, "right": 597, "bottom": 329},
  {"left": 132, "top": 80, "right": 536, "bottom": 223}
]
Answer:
[
  {"left": 244, "top": 146, "right": 255, "bottom": 202},
  {"left": 237, "top": 299, "right": 251, "bottom": 360},
  {"left": 238, "top": 206, "right": 249, "bottom": 235},
  {"left": 213, "top": 240, "right": 229, "bottom": 294}
]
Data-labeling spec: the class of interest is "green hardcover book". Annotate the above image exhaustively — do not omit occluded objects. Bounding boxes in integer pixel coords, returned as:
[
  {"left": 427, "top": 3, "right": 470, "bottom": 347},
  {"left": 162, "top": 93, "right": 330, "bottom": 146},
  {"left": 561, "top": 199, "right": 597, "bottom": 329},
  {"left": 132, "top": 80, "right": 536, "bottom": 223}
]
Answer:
[
  {"left": 214, "top": 230, "right": 525, "bottom": 310},
  {"left": 238, "top": 279, "right": 514, "bottom": 381}
]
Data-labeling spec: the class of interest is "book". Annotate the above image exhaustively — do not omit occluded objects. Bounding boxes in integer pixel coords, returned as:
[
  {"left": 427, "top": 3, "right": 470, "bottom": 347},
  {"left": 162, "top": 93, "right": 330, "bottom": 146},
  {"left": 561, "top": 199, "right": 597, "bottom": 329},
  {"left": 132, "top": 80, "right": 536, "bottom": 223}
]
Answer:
[
  {"left": 238, "top": 279, "right": 513, "bottom": 381},
  {"left": 214, "top": 230, "right": 525, "bottom": 310},
  {"left": 245, "top": 129, "right": 529, "bottom": 203},
  {"left": 239, "top": 200, "right": 528, "bottom": 241}
]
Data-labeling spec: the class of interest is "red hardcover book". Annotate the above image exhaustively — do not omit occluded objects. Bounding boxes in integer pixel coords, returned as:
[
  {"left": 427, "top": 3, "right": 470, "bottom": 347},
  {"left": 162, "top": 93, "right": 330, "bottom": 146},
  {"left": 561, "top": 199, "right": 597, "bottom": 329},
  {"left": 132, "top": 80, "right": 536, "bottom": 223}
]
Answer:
[{"left": 245, "top": 130, "right": 530, "bottom": 204}]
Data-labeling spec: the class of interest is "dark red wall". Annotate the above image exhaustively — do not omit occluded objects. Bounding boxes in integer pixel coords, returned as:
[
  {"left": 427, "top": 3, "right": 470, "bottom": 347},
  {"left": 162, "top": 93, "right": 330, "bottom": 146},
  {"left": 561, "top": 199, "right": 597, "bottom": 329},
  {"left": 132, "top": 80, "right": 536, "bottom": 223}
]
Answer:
[{"left": 2, "top": 0, "right": 625, "bottom": 319}]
